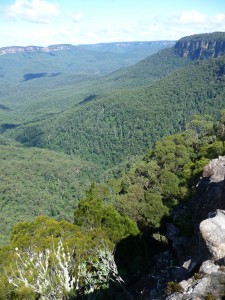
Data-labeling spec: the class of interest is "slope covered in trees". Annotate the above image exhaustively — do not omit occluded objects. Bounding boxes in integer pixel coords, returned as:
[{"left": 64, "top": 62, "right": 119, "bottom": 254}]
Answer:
[
  {"left": 1, "top": 111, "right": 225, "bottom": 299},
  {"left": 0, "top": 42, "right": 172, "bottom": 115},
  {"left": 5, "top": 54, "right": 225, "bottom": 167},
  {"left": 0, "top": 44, "right": 182, "bottom": 127},
  {"left": 0, "top": 144, "right": 100, "bottom": 245},
  {"left": 2, "top": 33, "right": 223, "bottom": 130}
]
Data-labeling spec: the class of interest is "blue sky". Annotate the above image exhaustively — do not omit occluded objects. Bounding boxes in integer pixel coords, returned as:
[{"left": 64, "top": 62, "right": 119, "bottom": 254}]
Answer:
[{"left": 0, "top": 0, "right": 224, "bottom": 46}]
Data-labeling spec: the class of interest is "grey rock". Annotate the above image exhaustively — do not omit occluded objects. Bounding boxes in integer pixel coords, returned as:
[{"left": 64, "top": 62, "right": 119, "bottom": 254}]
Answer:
[
  {"left": 192, "top": 277, "right": 210, "bottom": 295},
  {"left": 183, "top": 296, "right": 203, "bottom": 300},
  {"left": 179, "top": 278, "right": 193, "bottom": 291},
  {"left": 182, "top": 259, "right": 198, "bottom": 273},
  {"left": 200, "top": 209, "right": 225, "bottom": 263},
  {"left": 203, "top": 156, "right": 225, "bottom": 182},
  {"left": 204, "top": 271, "right": 225, "bottom": 296},
  {"left": 191, "top": 156, "right": 225, "bottom": 224},
  {"left": 199, "top": 260, "right": 220, "bottom": 274},
  {"left": 174, "top": 34, "right": 225, "bottom": 60},
  {"left": 164, "top": 156, "right": 225, "bottom": 300},
  {"left": 166, "top": 292, "right": 183, "bottom": 300}
]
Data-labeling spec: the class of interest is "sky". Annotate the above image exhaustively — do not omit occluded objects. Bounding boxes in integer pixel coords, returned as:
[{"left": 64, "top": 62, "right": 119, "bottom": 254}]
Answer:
[{"left": 0, "top": 0, "right": 224, "bottom": 47}]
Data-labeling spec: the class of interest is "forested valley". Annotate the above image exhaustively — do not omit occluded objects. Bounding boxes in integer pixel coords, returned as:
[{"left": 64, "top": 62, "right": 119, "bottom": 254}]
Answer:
[{"left": 0, "top": 32, "right": 225, "bottom": 299}]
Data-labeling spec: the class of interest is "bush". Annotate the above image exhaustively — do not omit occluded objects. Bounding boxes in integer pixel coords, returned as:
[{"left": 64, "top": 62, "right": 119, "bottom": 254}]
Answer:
[{"left": 165, "top": 281, "right": 183, "bottom": 295}]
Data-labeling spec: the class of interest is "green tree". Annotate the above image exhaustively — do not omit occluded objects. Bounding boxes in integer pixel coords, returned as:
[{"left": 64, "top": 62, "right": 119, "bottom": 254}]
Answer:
[
  {"left": 74, "top": 187, "right": 139, "bottom": 244},
  {"left": 1, "top": 216, "right": 127, "bottom": 299}
]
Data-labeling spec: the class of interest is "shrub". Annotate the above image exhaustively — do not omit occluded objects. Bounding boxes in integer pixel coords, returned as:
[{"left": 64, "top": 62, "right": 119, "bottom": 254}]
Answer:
[{"left": 165, "top": 281, "right": 183, "bottom": 295}]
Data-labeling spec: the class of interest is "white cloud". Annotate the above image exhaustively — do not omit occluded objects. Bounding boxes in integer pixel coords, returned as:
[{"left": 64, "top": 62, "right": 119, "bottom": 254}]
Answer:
[
  {"left": 171, "top": 10, "right": 208, "bottom": 24},
  {"left": 214, "top": 13, "right": 225, "bottom": 25},
  {"left": 163, "top": 10, "right": 225, "bottom": 40},
  {"left": 1, "top": 6, "right": 225, "bottom": 47},
  {"left": 5, "top": 0, "right": 60, "bottom": 23},
  {"left": 68, "top": 12, "right": 83, "bottom": 23},
  {"left": 169, "top": 10, "right": 225, "bottom": 29}
]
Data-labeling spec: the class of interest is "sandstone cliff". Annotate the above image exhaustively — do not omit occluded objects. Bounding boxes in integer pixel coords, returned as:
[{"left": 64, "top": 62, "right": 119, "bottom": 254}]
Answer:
[{"left": 174, "top": 32, "right": 225, "bottom": 59}]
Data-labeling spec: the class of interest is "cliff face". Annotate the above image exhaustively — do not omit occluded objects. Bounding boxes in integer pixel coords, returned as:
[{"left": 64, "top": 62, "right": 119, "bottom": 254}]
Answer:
[
  {"left": 166, "top": 156, "right": 225, "bottom": 299},
  {"left": 0, "top": 44, "right": 74, "bottom": 55},
  {"left": 174, "top": 32, "right": 225, "bottom": 59}
]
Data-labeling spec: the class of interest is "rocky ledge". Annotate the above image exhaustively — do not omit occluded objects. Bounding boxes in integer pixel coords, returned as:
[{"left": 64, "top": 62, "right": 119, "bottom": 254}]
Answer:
[{"left": 167, "top": 156, "right": 225, "bottom": 299}]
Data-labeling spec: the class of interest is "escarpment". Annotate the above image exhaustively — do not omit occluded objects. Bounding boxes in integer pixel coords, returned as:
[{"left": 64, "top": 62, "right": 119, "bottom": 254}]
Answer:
[{"left": 175, "top": 32, "right": 225, "bottom": 59}]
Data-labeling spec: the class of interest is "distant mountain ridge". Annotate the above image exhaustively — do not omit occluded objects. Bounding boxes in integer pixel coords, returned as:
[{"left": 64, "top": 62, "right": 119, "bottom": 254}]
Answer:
[
  {"left": 0, "top": 44, "right": 74, "bottom": 55},
  {"left": 80, "top": 41, "right": 175, "bottom": 53},
  {"left": 0, "top": 41, "right": 175, "bottom": 56}
]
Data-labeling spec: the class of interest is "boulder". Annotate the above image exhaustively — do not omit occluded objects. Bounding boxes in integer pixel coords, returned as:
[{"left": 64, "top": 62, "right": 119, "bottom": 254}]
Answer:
[
  {"left": 200, "top": 209, "right": 225, "bottom": 263},
  {"left": 192, "top": 277, "right": 210, "bottom": 295},
  {"left": 199, "top": 260, "right": 220, "bottom": 274},
  {"left": 192, "top": 156, "right": 225, "bottom": 224}
]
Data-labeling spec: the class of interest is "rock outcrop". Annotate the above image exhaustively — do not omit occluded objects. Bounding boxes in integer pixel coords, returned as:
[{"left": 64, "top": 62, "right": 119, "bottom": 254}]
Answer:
[
  {"left": 166, "top": 156, "right": 225, "bottom": 299},
  {"left": 192, "top": 156, "right": 225, "bottom": 224},
  {"left": 200, "top": 209, "right": 225, "bottom": 264},
  {"left": 174, "top": 32, "right": 225, "bottom": 60},
  {"left": 166, "top": 267, "right": 225, "bottom": 299}
]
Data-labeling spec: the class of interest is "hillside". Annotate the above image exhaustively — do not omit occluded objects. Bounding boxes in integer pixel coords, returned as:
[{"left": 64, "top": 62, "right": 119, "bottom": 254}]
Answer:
[
  {"left": 0, "top": 143, "right": 100, "bottom": 245},
  {"left": 2, "top": 110, "right": 225, "bottom": 299},
  {"left": 94, "top": 32, "right": 225, "bottom": 90},
  {"left": 0, "top": 48, "right": 187, "bottom": 127},
  {"left": 5, "top": 53, "right": 225, "bottom": 167},
  {"left": 0, "top": 41, "right": 174, "bottom": 125},
  {"left": 2, "top": 33, "right": 224, "bottom": 141}
]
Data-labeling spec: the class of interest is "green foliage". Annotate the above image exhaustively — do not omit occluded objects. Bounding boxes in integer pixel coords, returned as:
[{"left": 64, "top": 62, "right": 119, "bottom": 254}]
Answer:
[
  {"left": 7, "top": 286, "right": 36, "bottom": 300},
  {"left": 178, "top": 32, "right": 225, "bottom": 43},
  {"left": 0, "top": 145, "right": 100, "bottom": 245},
  {"left": 193, "top": 272, "right": 204, "bottom": 280},
  {"left": 142, "top": 192, "right": 169, "bottom": 229},
  {"left": 165, "top": 281, "right": 184, "bottom": 295},
  {"left": 1, "top": 217, "right": 79, "bottom": 298},
  {"left": 74, "top": 185, "right": 139, "bottom": 244},
  {"left": 82, "top": 111, "right": 225, "bottom": 236},
  {"left": 5, "top": 54, "right": 225, "bottom": 168},
  {"left": 1, "top": 216, "right": 127, "bottom": 299},
  {"left": 187, "top": 114, "right": 213, "bottom": 137},
  {"left": 0, "top": 42, "right": 173, "bottom": 125}
]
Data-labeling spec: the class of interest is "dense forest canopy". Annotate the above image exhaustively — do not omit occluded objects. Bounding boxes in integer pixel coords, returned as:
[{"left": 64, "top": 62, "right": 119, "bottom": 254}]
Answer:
[
  {"left": 4, "top": 54, "right": 225, "bottom": 167},
  {"left": 177, "top": 31, "right": 225, "bottom": 43},
  {"left": 1, "top": 110, "right": 225, "bottom": 298}
]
